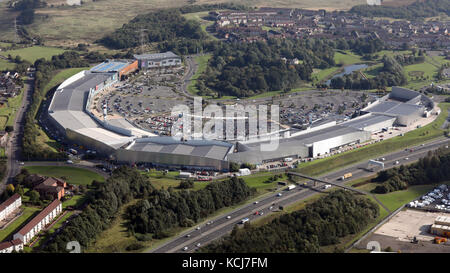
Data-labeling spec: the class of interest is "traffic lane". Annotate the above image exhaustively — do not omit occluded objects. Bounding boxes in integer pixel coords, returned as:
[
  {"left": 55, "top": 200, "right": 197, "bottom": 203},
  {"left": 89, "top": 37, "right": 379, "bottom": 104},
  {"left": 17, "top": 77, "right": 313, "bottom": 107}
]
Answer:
[
  {"left": 325, "top": 138, "right": 448, "bottom": 181},
  {"left": 180, "top": 189, "right": 316, "bottom": 253},
  {"left": 153, "top": 138, "right": 450, "bottom": 253},
  {"left": 153, "top": 189, "right": 301, "bottom": 253}
]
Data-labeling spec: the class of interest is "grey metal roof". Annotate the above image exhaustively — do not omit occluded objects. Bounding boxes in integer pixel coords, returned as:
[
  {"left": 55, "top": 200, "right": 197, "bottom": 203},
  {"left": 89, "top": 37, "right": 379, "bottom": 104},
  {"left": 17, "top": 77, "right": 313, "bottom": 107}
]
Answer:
[
  {"left": 245, "top": 125, "right": 364, "bottom": 149},
  {"left": 134, "top": 51, "right": 179, "bottom": 60},
  {"left": 342, "top": 114, "right": 396, "bottom": 130},
  {"left": 363, "top": 101, "right": 400, "bottom": 113},
  {"left": 50, "top": 72, "right": 115, "bottom": 112},
  {"left": 128, "top": 137, "right": 233, "bottom": 160},
  {"left": 385, "top": 103, "right": 424, "bottom": 116}
]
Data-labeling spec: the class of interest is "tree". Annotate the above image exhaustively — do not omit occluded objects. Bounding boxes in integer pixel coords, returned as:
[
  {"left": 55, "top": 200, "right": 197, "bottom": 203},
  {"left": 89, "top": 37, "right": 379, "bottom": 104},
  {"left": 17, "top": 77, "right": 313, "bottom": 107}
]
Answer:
[{"left": 29, "top": 190, "right": 40, "bottom": 204}]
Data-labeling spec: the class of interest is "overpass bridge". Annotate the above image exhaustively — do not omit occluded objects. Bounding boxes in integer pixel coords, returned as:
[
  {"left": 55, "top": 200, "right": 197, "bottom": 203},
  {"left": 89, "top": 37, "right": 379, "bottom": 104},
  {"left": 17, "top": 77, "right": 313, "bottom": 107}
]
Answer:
[{"left": 287, "top": 171, "right": 391, "bottom": 213}]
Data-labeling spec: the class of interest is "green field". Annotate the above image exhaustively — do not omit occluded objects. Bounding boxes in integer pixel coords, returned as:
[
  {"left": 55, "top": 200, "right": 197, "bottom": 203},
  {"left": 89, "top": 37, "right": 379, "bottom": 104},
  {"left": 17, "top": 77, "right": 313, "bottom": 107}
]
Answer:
[
  {"left": 0, "top": 206, "right": 41, "bottom": 242},
  {"left": 334, "top": 50, "right": 364, "bottom": 66},
  {"left": 404, "top": 55, "right": 450, "bottom": 90},
  {"left": 0, "top": 58, "right": 16, "bottom": 71},
  {"left": 187, "top": 54, "right": 211, "bottom": 96},
  {"left": 0, "top": 46, "right": 66, "bottom": 63},
  {"left": 295, "top": 102, "right": 450, "bottom": 177},
  {"left": 23, "top": 166, "right": 105, "bottom": 185},
  {"left": 62, "top": 194, "right": 86, "bottom": 209},
  {"left": 0, "top": 88, "right": 24, "bottom": 130},
  {"left": 239, "top": 172, "right": 287, "bottom": 192}
]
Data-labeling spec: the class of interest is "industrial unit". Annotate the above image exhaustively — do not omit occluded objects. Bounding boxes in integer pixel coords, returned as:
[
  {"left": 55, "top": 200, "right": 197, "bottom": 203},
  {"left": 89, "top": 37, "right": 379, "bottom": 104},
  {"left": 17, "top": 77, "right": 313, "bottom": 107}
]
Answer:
[
  {"left": 116, "top": 137, "right": 233, "bottom": 171},
  {"left": 431, "top": 216, "right": 450, "bottom": 237},
  {"left": 47, "top": 58, "right": 433, "bottom": 171},
  {"left": 134, "top": 51, "right": 182, "bottom": 69}
]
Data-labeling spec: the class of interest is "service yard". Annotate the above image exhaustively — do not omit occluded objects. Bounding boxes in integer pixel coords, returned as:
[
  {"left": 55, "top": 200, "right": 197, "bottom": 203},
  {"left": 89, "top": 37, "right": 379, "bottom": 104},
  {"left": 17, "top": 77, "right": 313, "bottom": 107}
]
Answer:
[{"left": 357, "top": 209, "right": 450, "bottom": 253}]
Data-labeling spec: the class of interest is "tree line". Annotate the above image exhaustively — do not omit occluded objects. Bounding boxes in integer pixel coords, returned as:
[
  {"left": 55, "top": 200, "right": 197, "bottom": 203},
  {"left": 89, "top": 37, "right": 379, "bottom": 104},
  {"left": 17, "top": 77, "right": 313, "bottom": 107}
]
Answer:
[
  {"left": 200, "top": 190, "right": 379, "bottom": 253},
  {"left": 99, "top": 9, "right": 206, "bottom": 49},
  {"left": 40, "top": 167, "right": 155, "bottom": 252},
  {"left": 350, "top": 0, "right": 450, "bottom": 19},
  {"left": 372, "top": 147, "right": 450, "bottom": 194},
  {"left": 9, "top": 0, "right": 46, "bottom": 25},
  {"left": 125, "top": 177, "right": 256, "bottom": 238}
]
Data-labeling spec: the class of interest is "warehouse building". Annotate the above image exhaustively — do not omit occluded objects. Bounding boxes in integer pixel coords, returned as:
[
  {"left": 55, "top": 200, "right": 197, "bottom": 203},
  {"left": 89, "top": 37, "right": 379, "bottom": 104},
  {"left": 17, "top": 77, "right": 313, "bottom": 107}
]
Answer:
[
  {"left": 90, "top": 60, "right": 138, "bottom": 80},
  {"left": 228, "top": 125, "right": 371, "bottom": 165},
  {"left": 341, "top": 113, "right": 396, "bottom": 133},
  {"left": 115, "top": 137, "right": 233, "bottom": 171},
  {"left": 13, "top": 199, "right": 62, "bottom": 245},
  {"left": 362, "top": 86, "right": 430, "bottom": 126},
  {"left": 430, "top": 216, "right": 450, "bottom": 237},
  {"left": 134, "top": 51, "right": 182, "bottom": 69}
]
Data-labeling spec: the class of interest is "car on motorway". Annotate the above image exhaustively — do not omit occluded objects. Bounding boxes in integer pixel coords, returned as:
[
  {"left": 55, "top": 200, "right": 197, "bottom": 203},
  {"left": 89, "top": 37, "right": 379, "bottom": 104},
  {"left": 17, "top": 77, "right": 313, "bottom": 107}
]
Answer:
[
  {"left": 196, "top": 243, "right": 201, "bottom": 247},
  {"left": 196, "top": 226, "right": 201, "bottom": 230},
  {"left": 19, "top": 162, "right": 24, "bottom": 165},
  {"left": 394, "top": 160, "right": 399, "bottom": 165},
  {"left": 277, "top": 193, "right": 282, "bottom": 197},
  {"left": 226, "top": 215, "right": 231, "bottom": 219},
  {"left": 405, "top": 157, "right": 409, "bottom": 160},
  {"left": 254, "top": 201, "right": 259, "bottom": 204},
  {"left": 186, "top": 234, "right": 191, "bottom": 238},
  {"left": 240, "top": 218, "right": 249, "bottom": 224},
  {"left": 183, "top": 246, "right": 188, "bottom": 251},
  {"left": 269, "top": 206, "right": 273, "bottom": 210}
]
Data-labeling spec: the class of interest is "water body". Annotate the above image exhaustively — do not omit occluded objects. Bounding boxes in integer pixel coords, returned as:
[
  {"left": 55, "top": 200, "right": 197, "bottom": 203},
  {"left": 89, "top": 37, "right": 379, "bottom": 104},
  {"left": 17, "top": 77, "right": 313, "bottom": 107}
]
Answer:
[{"left": 326, "top": 64, "right": 369, "bottom": 85}]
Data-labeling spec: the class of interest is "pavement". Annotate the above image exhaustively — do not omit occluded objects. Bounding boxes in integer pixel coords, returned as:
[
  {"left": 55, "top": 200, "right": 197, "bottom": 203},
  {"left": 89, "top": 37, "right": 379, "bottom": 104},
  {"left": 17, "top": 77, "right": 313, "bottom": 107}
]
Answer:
[
  {"left": 149, "top": 137, "right": 450, "bottom": 253},
  {"left": 0, "top": 75, "right": 33, "bottom": 194}
]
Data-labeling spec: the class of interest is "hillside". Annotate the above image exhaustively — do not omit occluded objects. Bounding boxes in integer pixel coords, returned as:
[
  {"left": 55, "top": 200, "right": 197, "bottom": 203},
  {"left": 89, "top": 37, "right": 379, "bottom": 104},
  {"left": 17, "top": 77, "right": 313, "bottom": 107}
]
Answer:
[{"left": 0, "top": 0, "right": 367, "bottom": 47}]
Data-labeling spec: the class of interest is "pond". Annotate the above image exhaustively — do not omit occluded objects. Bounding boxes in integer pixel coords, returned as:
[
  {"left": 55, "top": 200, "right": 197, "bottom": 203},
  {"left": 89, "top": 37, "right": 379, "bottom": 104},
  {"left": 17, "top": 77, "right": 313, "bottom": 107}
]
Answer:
[{"left": 326, "top": 64, "right": 369, "bottom": 85}]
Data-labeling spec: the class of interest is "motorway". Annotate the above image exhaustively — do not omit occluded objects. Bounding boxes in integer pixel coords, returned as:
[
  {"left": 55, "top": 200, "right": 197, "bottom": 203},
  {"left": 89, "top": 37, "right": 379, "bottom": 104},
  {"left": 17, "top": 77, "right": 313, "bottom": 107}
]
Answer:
[
  {"left": 150, "top": 137, "right": 450, "bottom": 253},
  {"left": 0, "top": 74, "right": 33, "bottom": 193}
]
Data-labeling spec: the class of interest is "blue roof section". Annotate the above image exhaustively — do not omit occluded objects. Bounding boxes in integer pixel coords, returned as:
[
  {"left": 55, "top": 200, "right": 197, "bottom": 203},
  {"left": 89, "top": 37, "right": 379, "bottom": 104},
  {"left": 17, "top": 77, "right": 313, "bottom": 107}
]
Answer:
[{"left": 90, "top": 61, "right": 130, "bottom": 73}]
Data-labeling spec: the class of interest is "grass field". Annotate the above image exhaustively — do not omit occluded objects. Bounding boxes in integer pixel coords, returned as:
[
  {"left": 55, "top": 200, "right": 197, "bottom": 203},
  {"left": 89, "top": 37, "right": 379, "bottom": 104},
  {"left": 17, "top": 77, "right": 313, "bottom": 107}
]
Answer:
[
  {"left": 0, "top": 58, "right": 16, "bottom": 71},
  {"left": 334, "top": 50, "right": 364, "bottom": 66},
  {"left": 404, "top": 55, "right": 450, "bottom": 90},
  {"left": 0, "top": 88, "right": 24, "bottom": 130},
  {"left": 295, "top": 102, "right": 450, "bottom": 177},
  {"left": 23, "top": 166, "right": 105, "bottom": 185},
  {"left": 239, "top": 172, "right": 287, "bottom": 192},
  {"left": 0, "top": 46, "right": 66, "bottom": 63},
  {"left": 187, "top": 54, "right": 211, "bottom": 96}
]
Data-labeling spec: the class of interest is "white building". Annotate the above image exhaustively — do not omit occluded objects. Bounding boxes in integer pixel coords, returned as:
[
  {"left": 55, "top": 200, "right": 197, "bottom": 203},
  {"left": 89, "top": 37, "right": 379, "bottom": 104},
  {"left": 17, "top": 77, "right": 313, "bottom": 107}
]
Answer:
[
  {"left": 13, "top": 199, "right": 62, "bottom": 245},
  {"left": 0, "top": 194, "right": 21, "bottom": 222},
  {"left": 134, "top": 51, "right": 182, "bottom": 69},
  {"left": 0, "top": 239, "right": 24, "bottom": 253}
]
